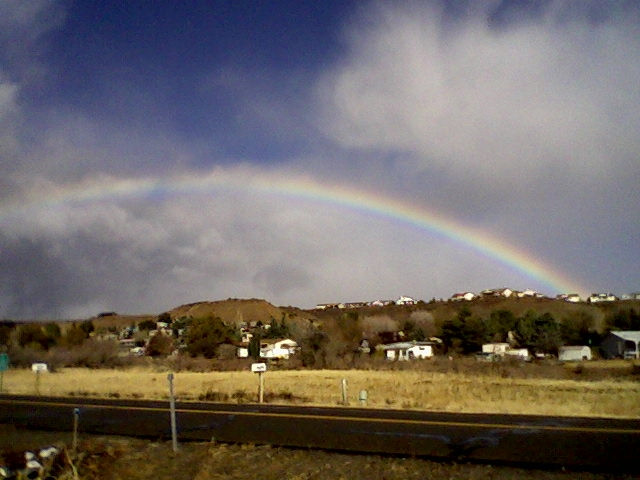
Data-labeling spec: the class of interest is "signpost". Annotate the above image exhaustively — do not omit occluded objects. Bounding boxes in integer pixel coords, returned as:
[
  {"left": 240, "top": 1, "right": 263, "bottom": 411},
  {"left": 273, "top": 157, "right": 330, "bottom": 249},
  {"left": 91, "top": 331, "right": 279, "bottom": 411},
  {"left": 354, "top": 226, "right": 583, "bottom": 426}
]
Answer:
[
  {"left": 31, "top": 362, "right": 48, "bottom": 395},
  {"left": 0, "top": 353, "right": 8, "bottom": 393},
  {"left": 251, "top": 362, "right": 267, "bottom": 403}
]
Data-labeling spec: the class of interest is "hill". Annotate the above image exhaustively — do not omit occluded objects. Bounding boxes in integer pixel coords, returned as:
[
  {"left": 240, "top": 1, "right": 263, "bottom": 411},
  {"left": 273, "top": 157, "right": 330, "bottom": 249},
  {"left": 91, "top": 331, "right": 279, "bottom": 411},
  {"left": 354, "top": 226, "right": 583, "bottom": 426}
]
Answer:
[{"left": 167, "top": 298, "right": 316, "bottom": 327}]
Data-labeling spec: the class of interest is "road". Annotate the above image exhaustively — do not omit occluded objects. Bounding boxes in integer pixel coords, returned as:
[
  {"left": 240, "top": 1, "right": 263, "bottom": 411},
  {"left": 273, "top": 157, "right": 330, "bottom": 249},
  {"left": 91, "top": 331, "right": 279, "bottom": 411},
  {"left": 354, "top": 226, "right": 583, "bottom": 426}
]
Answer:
[{"left": 1, "top": 394, "right": 639, "bottom": 472}]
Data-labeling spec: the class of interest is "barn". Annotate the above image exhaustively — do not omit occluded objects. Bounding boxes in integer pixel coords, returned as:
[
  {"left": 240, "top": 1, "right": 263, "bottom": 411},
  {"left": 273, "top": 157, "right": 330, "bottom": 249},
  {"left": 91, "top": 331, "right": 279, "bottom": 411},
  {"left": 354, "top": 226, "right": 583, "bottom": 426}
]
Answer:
[{"left": 600, "top": 331, "right": 640, "bottom": 359}]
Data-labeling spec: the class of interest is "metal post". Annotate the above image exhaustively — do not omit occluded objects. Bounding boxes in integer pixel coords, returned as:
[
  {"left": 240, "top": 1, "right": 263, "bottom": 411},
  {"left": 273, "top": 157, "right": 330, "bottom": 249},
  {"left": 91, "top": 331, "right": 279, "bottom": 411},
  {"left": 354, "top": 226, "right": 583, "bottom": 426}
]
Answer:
[
  {"left": 72, "top": 408, "right": 80, "bottom": 456},
  {"left": 168, "top": 373, "right": 178, "bottom": 452},
  {"left": 258, "top": 372, "right": 264, "bottom": 403},
  {"left": 341, "top": 378, "right": 348, "bottom": 406}
]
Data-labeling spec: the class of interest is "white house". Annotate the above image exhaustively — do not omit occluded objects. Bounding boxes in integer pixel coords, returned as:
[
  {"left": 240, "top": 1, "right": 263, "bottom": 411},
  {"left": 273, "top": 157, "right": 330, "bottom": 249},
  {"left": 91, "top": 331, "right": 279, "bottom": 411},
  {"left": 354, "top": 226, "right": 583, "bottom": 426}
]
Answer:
[
  {"left": 587, "top": 293, "right": 618, "bottom": 303},
  {"left": 451, "top": 292, "right": 475, "bottom": 302},
  {"left": 482, "top": 343, "right": 511, "bottom": 355},
  {"left": 260, "top": 338, "right": 299, "bottom": 359},
  {"left": 481, "top": 288, "right": 513, "bottom": 298},
  {"left": 621, "top": 293, "right": 640, "bottom": 301},
  {"left": 558, "top": 346, "right": 592, "bottom": 361},
  {"left": 396, "top": 296, "right": 417, "bottom": 305},
  {"left": 382, "top": 342, "right": 434, "bottom": 361}
]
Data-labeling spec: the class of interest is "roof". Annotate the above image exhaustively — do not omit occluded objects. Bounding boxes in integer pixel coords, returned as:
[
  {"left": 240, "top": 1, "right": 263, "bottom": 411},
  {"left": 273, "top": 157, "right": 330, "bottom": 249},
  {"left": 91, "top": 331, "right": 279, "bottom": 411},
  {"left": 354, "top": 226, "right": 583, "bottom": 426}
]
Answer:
[
  {"left": 609, "top": 331, "right": 640, "bottom": 342},
  {"left": 559, "top": 346, "right": 590, "bottom": 351},
  {"left": 382, "top": 341, "right": 434, "bottom": 350}
]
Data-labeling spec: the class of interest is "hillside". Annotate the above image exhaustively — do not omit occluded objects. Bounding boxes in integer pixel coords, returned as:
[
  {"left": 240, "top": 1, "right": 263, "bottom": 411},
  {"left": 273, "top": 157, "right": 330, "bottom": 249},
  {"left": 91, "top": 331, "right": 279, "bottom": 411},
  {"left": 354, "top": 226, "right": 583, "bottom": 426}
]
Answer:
[{"left": 167, "top": 298, "right": 316, "bottom": 326}]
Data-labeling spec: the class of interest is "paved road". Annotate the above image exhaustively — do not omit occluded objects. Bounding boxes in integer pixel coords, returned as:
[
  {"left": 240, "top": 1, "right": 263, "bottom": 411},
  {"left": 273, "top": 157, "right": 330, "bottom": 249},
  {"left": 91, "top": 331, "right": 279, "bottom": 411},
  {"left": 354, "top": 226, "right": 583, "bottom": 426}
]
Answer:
[{"left": 1, "top": 394, "right": 639, "bottom": 472}]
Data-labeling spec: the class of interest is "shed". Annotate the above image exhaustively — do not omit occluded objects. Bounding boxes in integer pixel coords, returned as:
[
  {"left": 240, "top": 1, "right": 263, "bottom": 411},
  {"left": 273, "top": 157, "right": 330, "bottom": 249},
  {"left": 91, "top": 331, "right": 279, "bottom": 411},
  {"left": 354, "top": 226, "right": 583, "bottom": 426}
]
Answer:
[
  {"left": 558, "top": 346, "right": 592, "bottom": 361},
  {"left": 601, "top": 331, "right": 640, "bottom": 359}
]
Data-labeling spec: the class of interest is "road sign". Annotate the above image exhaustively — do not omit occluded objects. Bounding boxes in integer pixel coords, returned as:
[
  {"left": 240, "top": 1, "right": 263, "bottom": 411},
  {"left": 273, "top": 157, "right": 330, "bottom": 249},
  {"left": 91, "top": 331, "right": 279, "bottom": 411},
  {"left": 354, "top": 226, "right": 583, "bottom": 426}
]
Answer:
[
  {"left": 251, "top": 362, "right": 267, "bottom": 373},
  {"left": 0, "top": 353, "right": 8, "bottom": 371}
]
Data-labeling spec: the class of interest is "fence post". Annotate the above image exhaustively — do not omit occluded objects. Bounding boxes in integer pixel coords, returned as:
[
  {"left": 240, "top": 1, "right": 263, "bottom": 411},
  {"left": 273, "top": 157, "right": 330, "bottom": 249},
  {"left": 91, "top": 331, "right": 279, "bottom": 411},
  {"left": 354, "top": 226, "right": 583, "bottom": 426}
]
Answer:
[
  {"left": 341, "top": 378, "right": 348, "bottom": 405},
  {"left": 168, "top": 373, "right": 178, "bottom": 452}
]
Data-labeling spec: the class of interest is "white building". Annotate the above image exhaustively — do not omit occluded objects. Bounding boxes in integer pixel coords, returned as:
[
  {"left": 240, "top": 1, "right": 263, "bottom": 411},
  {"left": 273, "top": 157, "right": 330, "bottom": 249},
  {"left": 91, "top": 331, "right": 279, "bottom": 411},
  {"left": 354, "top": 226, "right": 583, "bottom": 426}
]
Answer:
[
  {"left": 382, "top": 342, "right": 434, "bottom": 360},
  {"left": 558, "top": 346, "right": 592, "bottom": 361},
  {"left": 482, "top": 343, "right": 511, "bottom": 355}
]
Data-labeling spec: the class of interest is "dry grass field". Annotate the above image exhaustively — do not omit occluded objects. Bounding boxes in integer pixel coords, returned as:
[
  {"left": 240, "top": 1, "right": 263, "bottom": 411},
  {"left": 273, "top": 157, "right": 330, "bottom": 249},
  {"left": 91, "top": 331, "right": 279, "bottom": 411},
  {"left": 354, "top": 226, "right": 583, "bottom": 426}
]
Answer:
[{"left": 3, "top": 360, "right": 639, "bottom": 418}]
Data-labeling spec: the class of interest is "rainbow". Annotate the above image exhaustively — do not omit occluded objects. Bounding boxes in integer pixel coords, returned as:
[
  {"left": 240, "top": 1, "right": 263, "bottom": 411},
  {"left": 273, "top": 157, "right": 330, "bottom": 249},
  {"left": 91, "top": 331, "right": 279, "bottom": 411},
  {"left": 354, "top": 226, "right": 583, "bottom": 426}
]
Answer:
[{"left": 0, "top": 167, "right": 586, "bottom": 295}]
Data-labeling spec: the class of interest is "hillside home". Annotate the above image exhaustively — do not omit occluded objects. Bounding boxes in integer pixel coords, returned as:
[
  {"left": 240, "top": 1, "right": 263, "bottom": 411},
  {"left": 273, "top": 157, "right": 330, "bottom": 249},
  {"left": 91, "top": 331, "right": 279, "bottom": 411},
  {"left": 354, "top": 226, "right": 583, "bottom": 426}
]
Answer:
[
  {"left": 557, "top": 293, "right": 582, "bottom": 303},
  {"left": 558, "top": 346, "right": 592, "bottom": 361},
  {"left": 481, "top": 288, "right": 513, "bottom": 298},
  {"left": 601, "top": 331, "right": 640, "bottom": 359},
  {"left": 450, "top": 292, "right": 476, "bottom": 302},
  {"left": 260, "top": 338, "right": 299, "bottom": 359},
  {"left": 382, "top": 341, "right": 434, "bottom": 361},
  {"left": 621, "top": 293, "right": 640, "bottom": 301},
  {"left": 587, "top": 293, "right": 618, "bottom": 303},
  {"left": 396, "top": 296, "right": 417, "bottom": 305}
]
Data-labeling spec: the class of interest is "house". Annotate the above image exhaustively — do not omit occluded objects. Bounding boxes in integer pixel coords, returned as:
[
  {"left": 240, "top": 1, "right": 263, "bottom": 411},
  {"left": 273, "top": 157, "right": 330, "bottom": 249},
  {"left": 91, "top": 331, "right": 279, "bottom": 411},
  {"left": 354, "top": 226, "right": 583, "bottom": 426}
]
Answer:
[
  {"left": 621, "top": 293, "right": 640, "bottom": 301},
  {"left": 587, "top": 293, "right": 618, "bottom": 303},
  {"left": 600, "top": 331, "right": 640, "bottom": 359},
  {"left": 396, "top": 296, "right": 417, "bottom": 305},
  {"left": 370, "top": 299, "right": 394, "bottom": 307},
  {"left": 382, "top": 341, "right": 434, "bottom": 361},
  {"left": 558, "top": 346, "right": 592, "bottom": 361},
  {"left": 260, "top": 338, "right": 299, "bottom": 359},
  {"left": 556, "top": 293, "right": 582, "bottom": 303},
  {"left": 518, "top": 289, "right": 543, "bottom": 298},
  {"left": 482, "top": 343, "right": 511, "bottom": 355},
  {"left": 450, "top": 292, "right": 475, "bottom": 302},
  {"left": 480, "top": 288, "right": 513, "bottom": 298}
]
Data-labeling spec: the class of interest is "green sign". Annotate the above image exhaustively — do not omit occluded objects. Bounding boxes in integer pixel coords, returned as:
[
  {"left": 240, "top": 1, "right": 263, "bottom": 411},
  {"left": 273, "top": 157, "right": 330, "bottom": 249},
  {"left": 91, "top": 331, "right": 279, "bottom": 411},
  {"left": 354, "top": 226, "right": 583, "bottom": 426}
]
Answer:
[{"left": 0, "top": 353, "right": 8, "bottom": 371}]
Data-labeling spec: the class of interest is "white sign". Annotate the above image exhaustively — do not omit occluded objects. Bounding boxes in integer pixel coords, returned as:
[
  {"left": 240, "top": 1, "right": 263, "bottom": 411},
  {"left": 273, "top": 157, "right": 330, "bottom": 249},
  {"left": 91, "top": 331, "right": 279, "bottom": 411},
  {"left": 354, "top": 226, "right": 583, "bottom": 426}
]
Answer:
[
  {"left": 31, "top": 363, "right": 49, "bottom": 373},
  {"left": 251, "top": 362, "right": 267, "bottom": 373}
]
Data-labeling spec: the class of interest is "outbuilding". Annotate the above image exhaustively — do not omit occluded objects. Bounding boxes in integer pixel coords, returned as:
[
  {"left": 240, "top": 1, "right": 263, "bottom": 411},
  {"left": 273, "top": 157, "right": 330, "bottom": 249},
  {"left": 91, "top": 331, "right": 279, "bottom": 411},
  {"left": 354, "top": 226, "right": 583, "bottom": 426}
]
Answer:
[
  {"left": 558, "top": 346, "right": 592, "bottom": 361},
  {"left": 601, "top": 331, "right": 640, "bottom": 359}
]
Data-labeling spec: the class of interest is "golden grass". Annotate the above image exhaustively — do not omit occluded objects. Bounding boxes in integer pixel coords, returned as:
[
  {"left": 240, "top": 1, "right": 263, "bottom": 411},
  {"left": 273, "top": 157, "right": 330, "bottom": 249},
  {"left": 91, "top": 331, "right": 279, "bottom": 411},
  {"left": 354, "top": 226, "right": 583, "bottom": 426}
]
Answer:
[{"left": 3, "top": 366, "right": 639, "bottom": 418}]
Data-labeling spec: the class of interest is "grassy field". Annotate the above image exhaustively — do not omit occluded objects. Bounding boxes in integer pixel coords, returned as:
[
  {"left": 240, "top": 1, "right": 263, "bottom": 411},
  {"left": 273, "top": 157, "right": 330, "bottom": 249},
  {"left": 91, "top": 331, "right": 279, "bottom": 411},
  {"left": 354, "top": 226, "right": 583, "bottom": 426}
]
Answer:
[{"left": 3, "top": 360, "right": 639, "bottom": 418}]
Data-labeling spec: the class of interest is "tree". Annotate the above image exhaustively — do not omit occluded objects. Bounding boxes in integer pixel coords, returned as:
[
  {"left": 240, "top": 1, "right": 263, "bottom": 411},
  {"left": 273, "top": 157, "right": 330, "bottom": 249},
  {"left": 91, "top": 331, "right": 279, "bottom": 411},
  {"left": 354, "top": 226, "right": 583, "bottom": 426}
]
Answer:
[
  {"left": 185, "top": 316, "right": 235, "bottom": 358},
  {"left": 145, "top": 333, "right": 175, "bottom": 357},
  {"left": 79, "top": 320, "right": 95, "bottom": 337},
  {"left": 138, "top": 319, "right": 157, "bottom": 331},
  {"left": 17, "top": 324, "right": 53, "bottom": 350},
  {"left": 514, "top": 311, "right": 562, "bottom": 354},
  {"left": 486, "top": 310, "right": 517, "bottom": 342},
  {"left": 248, "top": 334, "right": 262, "bottom": 360},
  {"left": 439, "top": 307, "right": 487, "bottom": 354},
  {"left": 64, "top": 324, "right": 88, "bottom": 346},
  {"left": 605, "top": 309, "right": 640, "bottom": 331},
  {"left": 561, "top": 311, "right": 595, "bottom": 345}
]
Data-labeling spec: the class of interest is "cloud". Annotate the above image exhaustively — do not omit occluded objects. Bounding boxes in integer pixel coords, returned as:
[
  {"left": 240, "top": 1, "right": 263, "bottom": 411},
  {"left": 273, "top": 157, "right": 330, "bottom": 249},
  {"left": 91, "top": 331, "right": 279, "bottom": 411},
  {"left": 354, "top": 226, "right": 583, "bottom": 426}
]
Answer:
[{"left": 318, "top": 1, "right": 640, "bottom": 186}]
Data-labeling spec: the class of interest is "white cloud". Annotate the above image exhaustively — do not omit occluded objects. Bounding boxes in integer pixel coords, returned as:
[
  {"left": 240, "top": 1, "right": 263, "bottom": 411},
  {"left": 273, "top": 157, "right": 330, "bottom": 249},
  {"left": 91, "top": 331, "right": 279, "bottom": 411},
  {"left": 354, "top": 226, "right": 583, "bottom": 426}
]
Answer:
[{"left": 318, "top": 2, "right": 640, "bottom": 185}]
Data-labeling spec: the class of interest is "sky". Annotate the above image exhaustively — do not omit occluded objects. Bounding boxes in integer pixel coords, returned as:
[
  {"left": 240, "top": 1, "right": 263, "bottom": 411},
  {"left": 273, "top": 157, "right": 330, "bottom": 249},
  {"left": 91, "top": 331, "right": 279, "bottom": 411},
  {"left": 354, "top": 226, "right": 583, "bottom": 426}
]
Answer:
[{"left": 1, "top": 0, "right": 639, "bottom": 319}]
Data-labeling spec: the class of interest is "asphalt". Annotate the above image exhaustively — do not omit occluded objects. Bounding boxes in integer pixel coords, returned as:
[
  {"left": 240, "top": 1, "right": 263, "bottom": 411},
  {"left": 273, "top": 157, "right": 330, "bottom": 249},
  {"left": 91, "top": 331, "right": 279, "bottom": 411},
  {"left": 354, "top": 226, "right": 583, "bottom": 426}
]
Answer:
[{"left": 1, "top": 394, "right": 639, "bottom": 472}]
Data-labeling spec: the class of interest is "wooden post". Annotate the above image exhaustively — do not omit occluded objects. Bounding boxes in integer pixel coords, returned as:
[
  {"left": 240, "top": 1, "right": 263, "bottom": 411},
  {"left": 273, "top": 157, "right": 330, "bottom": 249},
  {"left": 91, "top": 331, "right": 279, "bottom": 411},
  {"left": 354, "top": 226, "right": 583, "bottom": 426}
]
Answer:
[
  {"left": 35, "top": 370, "right": 40, "bottom": 395},
  {"left": 258, "top": 371, "right": 264, "bottom": 404},
  {"left": 168, "top": 373, "right": 178, "bottom": 452},
  {"left": 341, "top": 378, "right": 348, "bottom": 406}
]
